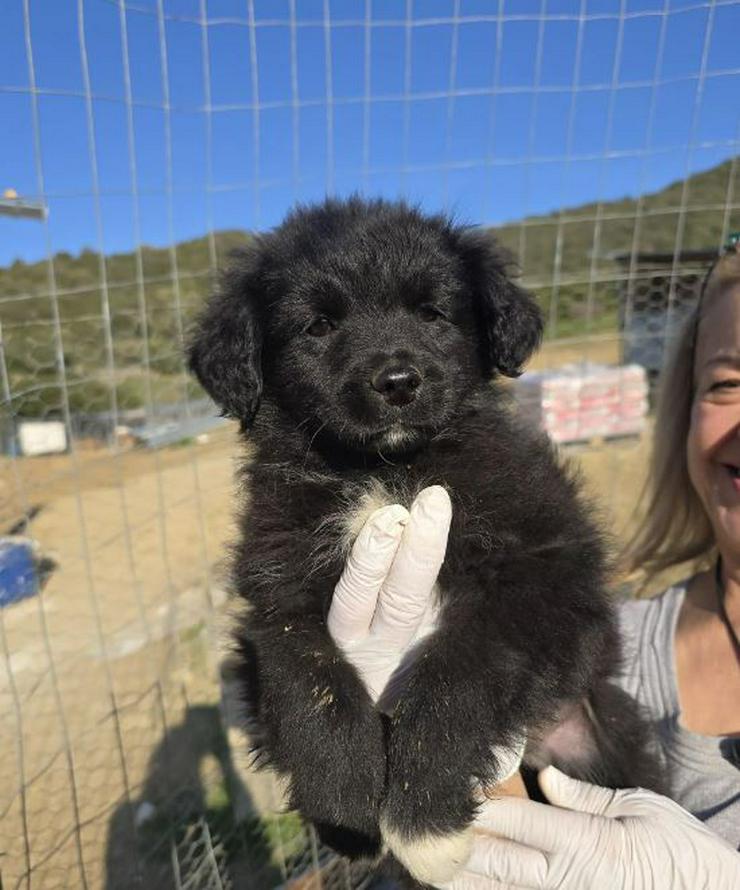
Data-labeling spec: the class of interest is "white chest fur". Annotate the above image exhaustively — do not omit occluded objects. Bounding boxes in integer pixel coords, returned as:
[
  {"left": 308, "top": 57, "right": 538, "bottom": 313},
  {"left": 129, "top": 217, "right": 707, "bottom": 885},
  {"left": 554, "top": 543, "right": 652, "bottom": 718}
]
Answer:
[{"left": 339, "top": 477, "right": 399, "bottom": 549}]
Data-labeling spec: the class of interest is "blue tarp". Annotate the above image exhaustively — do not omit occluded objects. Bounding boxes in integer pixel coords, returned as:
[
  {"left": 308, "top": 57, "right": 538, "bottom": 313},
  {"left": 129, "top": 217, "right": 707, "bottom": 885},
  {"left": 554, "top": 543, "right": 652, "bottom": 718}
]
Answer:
[{"left": 0, "top": 538, "right": 39, "bottom": 607}]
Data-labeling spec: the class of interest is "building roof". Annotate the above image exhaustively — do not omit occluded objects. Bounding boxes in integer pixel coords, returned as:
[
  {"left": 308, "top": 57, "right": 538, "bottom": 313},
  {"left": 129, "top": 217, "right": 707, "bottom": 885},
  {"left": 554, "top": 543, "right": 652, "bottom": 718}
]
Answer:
[{"left": 610, "top": 248, "right": 719, "bottom": 267}]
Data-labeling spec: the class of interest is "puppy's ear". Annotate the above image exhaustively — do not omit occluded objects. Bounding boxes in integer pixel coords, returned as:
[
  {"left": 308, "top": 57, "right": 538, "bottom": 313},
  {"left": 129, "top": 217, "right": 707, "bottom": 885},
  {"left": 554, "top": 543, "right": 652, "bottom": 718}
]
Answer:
[
  {"left": 459, "top": 230, "right": 543, "bottom": 377},
  {"left": 188, "top": 246, "right": 263, "bottom": 423}
]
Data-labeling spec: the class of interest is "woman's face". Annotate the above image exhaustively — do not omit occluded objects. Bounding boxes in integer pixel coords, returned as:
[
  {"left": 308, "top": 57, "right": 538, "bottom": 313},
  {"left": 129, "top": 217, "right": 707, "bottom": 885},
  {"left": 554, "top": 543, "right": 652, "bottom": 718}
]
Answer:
[{"left": 687, "top": 284, "right": 740, "bottom": 558}]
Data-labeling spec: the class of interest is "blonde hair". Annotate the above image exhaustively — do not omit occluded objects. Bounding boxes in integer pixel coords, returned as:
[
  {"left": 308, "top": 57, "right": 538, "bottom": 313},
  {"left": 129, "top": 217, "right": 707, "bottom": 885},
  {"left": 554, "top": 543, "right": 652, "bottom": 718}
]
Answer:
[{"left": 622, "top": 247, "right": 740, "bottom": 585}]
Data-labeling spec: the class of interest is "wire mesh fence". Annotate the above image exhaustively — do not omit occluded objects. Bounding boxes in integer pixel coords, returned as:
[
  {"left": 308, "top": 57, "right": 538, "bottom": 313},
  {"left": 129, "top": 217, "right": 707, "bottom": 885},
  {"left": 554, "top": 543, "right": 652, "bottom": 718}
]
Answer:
[{"left": 0, "top": 1, "right": 739, "bottom": 888}]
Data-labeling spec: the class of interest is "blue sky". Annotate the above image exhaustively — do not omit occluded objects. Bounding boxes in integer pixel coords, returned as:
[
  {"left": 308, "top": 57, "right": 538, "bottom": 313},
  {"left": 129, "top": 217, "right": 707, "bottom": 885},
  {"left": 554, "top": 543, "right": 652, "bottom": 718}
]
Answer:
[{"left": 1, "top": 0, "right": 739, "bottom": 266}]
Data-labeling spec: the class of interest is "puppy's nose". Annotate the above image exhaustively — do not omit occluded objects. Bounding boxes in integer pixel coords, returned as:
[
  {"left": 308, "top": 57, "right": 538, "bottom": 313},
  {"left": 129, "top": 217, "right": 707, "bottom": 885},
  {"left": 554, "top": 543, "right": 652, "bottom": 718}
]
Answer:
[{"left": 371, "top": 366, "right": 422, "bottom": 406}]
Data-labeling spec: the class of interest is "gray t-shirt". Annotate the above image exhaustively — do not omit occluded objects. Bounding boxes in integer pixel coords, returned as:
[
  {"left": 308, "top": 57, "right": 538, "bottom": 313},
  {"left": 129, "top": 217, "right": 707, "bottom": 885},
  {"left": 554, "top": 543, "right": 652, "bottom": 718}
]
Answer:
[{"left": 617, "top": 582, "right": 740, "bottom": 850}]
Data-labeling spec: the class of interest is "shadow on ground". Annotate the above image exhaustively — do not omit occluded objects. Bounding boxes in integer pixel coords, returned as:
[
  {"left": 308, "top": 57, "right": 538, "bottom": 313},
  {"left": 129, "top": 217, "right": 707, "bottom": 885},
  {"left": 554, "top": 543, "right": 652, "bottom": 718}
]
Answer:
[{"left": 104, "top": 704, "right": 284, "bottom": 890}]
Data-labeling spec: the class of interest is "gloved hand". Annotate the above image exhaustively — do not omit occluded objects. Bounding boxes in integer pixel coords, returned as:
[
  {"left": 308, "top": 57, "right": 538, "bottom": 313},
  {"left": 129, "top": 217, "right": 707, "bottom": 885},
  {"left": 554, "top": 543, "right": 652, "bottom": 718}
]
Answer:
[
  {"left": 327, "top": 485, "right": 451, "bottom": 705},
  {"left": 438, "top": 766, "right": 740, "bottom": 890},
  {"left": 327, "top": 485, "right": 526, "bottom": 784}
]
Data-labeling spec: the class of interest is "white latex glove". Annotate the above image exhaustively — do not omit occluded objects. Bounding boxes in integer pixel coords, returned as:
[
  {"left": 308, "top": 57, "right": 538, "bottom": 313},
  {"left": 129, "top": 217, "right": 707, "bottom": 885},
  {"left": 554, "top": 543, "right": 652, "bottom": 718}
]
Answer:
[
  {"left": 439, "top": 766, "right": 740, "bottom": 890},
  {"left": 328, "top": 485, "right": 451, "bottom": 704}
]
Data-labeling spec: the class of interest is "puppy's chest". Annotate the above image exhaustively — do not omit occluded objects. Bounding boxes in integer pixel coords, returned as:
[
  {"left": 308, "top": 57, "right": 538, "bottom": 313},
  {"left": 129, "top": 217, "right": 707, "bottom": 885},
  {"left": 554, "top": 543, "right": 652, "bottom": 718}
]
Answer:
[
  {"left": 335, "top": 477, "right": 445, "bottom": 638},
  {"left": 322, "top": 473, "right": 495, "bottom": 560},
  {"left": 335, "top": 477, "right": 418, "bottom": 550},
  {"left": 283, "top": 476, "right": 426, "bottom": 607}
]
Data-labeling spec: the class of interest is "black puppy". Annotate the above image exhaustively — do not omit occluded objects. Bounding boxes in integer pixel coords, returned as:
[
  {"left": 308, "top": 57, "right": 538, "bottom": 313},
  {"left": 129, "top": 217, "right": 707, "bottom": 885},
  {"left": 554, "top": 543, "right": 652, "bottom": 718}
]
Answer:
[{"left": 189, "top": 198, "right": 662, "bottom": 886}]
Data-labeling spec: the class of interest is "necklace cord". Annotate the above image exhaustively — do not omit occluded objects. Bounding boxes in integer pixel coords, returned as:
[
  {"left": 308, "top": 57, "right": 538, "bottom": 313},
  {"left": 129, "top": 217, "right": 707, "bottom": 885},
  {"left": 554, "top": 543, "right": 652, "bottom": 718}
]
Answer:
[{"left": 714, "top": 556, "right": 740, "bottom": 662}]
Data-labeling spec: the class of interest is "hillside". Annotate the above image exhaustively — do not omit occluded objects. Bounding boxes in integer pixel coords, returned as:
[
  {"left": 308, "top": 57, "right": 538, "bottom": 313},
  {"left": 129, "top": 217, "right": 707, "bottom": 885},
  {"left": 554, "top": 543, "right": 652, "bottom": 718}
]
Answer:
[
  {"left": 0, "top": 231, "right": 247, "bottom": 418},
  {"left": 493, "top": 157, "right": 739, "bottom": 335},
  {"left": 1, "top": 157, "right": 737, "bottom": 418},
  {"left": 498, "top": 157, "right": 738, "bottom": 279}
]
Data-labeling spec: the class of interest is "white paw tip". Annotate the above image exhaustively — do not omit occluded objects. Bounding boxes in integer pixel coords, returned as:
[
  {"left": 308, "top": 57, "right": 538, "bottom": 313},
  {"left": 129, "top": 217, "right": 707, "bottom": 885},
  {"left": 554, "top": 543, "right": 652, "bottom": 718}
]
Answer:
[{"left": 380, "top": 819, "right": 473, "bottom": 885}]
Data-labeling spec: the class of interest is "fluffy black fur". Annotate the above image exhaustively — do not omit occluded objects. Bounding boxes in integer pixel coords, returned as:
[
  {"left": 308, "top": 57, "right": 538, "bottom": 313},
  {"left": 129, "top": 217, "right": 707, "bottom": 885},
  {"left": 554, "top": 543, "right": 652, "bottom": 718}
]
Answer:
[{"left": 189, "top": 197, "right": 664, "bottom": 885}]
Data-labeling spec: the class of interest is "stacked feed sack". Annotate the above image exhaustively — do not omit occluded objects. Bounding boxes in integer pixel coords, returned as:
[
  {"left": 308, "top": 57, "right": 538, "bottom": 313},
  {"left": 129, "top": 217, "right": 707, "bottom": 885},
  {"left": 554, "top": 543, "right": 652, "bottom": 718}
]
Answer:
[{"left": 512, "top": 363, "right": 648, "bottom": 444}]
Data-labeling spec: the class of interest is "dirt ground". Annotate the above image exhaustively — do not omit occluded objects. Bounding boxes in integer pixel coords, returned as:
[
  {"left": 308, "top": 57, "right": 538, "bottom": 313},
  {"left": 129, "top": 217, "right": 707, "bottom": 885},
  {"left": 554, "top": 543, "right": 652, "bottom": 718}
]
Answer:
[
  {"left": 0, "top": 424, "right": 241, "bottom": 889},
  {"left": 1, "top": 334, "right": 663, "bottom": 890}
]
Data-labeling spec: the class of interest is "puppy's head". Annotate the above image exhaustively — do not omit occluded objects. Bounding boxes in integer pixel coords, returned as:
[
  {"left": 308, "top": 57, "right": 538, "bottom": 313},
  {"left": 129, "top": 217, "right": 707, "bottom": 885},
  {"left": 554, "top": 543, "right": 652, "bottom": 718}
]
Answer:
[{"left": 188, "top": 198, "right": 542, "bottom": 453}]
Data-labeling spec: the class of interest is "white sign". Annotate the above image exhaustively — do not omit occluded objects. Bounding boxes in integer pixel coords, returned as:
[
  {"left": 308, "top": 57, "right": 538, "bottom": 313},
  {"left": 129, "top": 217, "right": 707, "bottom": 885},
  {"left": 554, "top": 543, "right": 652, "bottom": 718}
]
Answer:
[{"left": 18, "top": 421, "right": 67, "bottom": 456}]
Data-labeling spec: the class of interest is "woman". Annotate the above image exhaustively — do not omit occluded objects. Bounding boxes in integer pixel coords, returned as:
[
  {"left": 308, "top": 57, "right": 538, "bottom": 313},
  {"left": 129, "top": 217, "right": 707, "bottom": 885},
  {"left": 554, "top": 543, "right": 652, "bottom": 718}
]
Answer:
[
  {"left": 616, "top": 239, "right": 740, "bottom": 845},
  {"left": 327, "top": 243, "right": 740, "bottom": 888}
]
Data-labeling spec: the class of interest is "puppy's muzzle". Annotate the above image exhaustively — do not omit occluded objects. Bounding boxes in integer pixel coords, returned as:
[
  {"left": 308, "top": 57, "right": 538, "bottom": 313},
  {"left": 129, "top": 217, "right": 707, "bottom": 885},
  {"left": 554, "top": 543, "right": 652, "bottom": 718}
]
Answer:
[{"left": 371, "top": 364, "right": 422, "bottom": 406}]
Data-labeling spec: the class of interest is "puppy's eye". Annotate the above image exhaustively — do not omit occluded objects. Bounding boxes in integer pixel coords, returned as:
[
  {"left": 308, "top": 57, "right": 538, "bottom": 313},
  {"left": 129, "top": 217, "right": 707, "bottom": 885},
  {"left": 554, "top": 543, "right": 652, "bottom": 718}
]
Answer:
[
  {"left": 307, "top": 316, "right": 335, "bottom": 337},
  {"left": 417, "top": 304, "right": 446, "bottom": 322}
]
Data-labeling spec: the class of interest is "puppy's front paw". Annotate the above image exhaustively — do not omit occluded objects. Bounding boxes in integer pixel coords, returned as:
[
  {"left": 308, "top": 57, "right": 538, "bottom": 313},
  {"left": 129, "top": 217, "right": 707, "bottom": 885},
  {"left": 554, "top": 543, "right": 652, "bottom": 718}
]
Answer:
[{"left": 380, "top": 817, "right": 473, "bottom": 885}]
